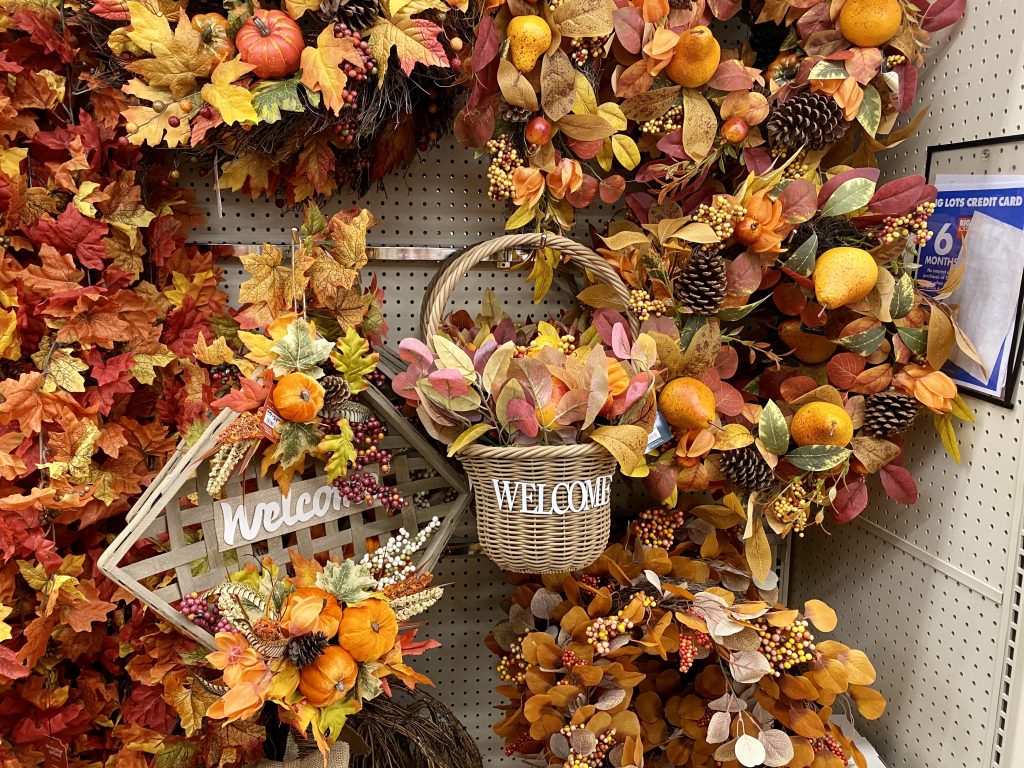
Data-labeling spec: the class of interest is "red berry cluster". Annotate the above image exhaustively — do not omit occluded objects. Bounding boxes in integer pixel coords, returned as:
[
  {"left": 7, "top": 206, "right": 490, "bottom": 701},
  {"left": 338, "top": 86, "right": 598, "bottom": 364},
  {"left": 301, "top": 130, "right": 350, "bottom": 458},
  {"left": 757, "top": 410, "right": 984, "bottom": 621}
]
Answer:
[
  {"left": 333, "top": 23, "right": 379, "bottom": 82},
  {"left": 209, "top": 363, "right": 239, "bottom": 389},
  {"left": 332, "top": 471, "right": 406, "bottom": 511},
  {"left": 352, "top": 416, "right": 393, "bottom": 473},
  {"left": 634, "top": 506, "right": 685, "bottom": 549},
  {"left": 319, "top": 416, "right": 346, "bottom": 435},
  {"left": 570, "top": 34, "right": 610, "bottom": 65},
  {"left": 561, "top": 649, "right": 584, "bottom": 670},
  {"left": 696, "top": 709, "right": 713, "bottom": 727},
  {"left": 368, "top": 370, "right": 387, "bottom": 388},
  {"left": 178, "top": 592, "right": 232, "bottom": 633},
  {"left": 504, "top": 732, "right": 531, "bottom": 756},
  {"left": 814, "top": 735, "right": 846, "bottom": 762},
  {"left": 875, "top": 201, "right": 937, "bottom": 247}
]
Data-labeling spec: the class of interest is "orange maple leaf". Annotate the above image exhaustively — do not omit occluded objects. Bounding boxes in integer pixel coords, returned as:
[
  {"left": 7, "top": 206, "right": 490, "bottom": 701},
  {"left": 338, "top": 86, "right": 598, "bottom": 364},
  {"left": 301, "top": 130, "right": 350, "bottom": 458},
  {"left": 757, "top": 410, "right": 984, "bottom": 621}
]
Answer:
[{"left": 0, "top": 371, "right": 45, "bottom": 433}]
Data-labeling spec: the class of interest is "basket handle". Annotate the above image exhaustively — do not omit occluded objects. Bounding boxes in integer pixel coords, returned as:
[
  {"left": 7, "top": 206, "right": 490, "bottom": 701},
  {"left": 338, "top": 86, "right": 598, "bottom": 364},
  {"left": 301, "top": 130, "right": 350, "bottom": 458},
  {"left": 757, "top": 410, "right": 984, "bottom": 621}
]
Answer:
[{"left": 420, "top": 233, "right": 639, "bottom": 340}]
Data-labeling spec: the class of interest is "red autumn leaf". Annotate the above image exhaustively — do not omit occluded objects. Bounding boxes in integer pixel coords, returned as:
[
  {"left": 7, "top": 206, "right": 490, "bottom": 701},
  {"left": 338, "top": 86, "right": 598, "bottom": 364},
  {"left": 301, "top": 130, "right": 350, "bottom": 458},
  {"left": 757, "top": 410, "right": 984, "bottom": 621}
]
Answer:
[
  {"left": 779, "top": 375, "right": 819, "bottom": 402},
  {"left": 726, "top": 251, "right": 763, "bottom": 297},
  {"left": 831, "top": 477, "right": 869, "bottom": 523},
  {"left": 11, "top": 11, "right": 74, "bottom": 61},
  {"left": 612, "top": 7, "right": 644, "bottom": 54},
  {"left": 0, "top": 646, "right": 29, "bottom": 681},
  {"left": 801, "top": 301, "right": 826, "bottom": 328},
  {"left": 921, "top": 0, "right": 966, "bottom": 31},
  {"left": 779, "top": 178, "right": 818, "bottom": 223},
  {"left": 867, "top": 175, "right": 929, "bottom": 216},
  {"left": 715, "top": 345, "right": 739, "bottom": 379},
  {"left": 505, "top": 398, "right": 539, "bottom": 438},
  {"left": 796, "top": 2, "right": 831, "bottom": 37},
  {"left": 827, "top": 353, "right": 867, "bottom": 389},
  {"left": 879, "top": 463, "right": 919, "bottom": 504},
  {"left": 122, "top": 684, "right": 177, "bottom": 731},
  {"left": 843, "top": 47, "right": 883, "bottom": 85},
  {"left": 656, "top": 129, "right": 688, "bottom": 160},
  {"left": 707, "top": 0, "right": 742, "bottom": 20},
  {"left": 27, "top": 206, "right": 109, "bottom": 269},
  {"left": 644, "top": 463, "right": 677, "bottom": 502},
  {"left": 210, "top": 373, "right": 272, "bottom": 413},
  {"left": 707, "top": 60, "right": 758, "bottom": 91},
  {"left": 894, "top": 60, "right": 918, "bottom": 111},
  {"left": 565, "top": 174, "right": 599, "bottom": 208},
  {"left": 599, "top": 175, "right": 626, "bottom": 204},
  {"left": 567, "top": 138, "right": 604, "bottom": 160},
  {"left": 742, "top": 147, "right": 773, "bottom": 175},
  {"left": 774, "top": 283, "right": 808, "bottom": 315},
  {"left": 700, "top": 371, "right": 745, "bottom": 417},
  {"left": 850, "top": 364, "right": 893, "bottom": 394}
]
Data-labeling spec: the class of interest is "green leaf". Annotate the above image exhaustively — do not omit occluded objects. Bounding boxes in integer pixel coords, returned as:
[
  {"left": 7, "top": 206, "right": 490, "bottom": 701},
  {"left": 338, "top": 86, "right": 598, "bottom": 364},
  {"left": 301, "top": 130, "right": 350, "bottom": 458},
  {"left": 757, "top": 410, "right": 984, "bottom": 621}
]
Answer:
[
  {"left": 897, "top": 326, "right": 927, "bottom": 355},
  {"left": 154, "top": 741, "right": 198, "bottom": 768},
  {"left": 785, "top": 445, "right": 851, "bottom": 471},
  {"left": 808, "top": 61, "right": 848, "bottom": 80},
  {"left": 820, "top": 178, "right": 876, "bottom": 218},
  {"left": 315, "top": 560, "right": 379, "bottom": 604},
  {"left": 448, "top": 423, "right": 492, "bottom": 456},
  {"left": 271, "top": 421, "right": 323, "bottom": 469},
  {"left": 677, "top": 314, "right": 706, "bottom": 352},
  {"left": 718, "top": 293, "right": 771, "bottom": 322},
  {"left": 270, "top": 318, "right": 335, "bottom": 377},
  {"left": 319, "top": 422, "right": 356, "bottom": 481},
  {"left": 889, "top": 273, "right": 914, "bottom": 320},
  {"left": 934, "top": 412, "right": 960, "bottom": 463},
  {"left": 856, "top": 85, "right": 882, "bottom": 138},
  {"left": 839, "top": 326, "right": 885, "bottom": 356},
  {"left": 356, "top": 661, "right": 385, "bottom": 702},
  {"left": 301, "top": 202, "right": 328, "bottom": 236},
  {"left": 252, "top": 77, "right": 305, "bottom": 123},
  {"left": 758, "top": 400, "right": 790, "bottom": 456},
  {"left": 783, "top": 234, "right": 817, "bottom": 277}
]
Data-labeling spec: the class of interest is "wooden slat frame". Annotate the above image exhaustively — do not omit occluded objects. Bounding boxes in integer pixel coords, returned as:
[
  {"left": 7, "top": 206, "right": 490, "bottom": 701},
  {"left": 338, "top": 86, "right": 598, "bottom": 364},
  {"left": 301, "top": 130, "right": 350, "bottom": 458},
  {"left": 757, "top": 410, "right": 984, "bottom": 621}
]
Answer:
[{"left": 97, "top": 384, "right": 471, "bottom": 650}]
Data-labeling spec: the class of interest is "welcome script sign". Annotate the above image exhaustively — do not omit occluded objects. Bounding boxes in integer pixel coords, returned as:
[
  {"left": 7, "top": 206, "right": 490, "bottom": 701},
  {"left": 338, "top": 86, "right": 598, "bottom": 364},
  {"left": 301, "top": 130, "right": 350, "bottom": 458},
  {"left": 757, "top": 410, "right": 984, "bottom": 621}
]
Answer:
[
  {"left": 489, "top": 474, "right": 614, "bottom": 516},
  {"left": 212, "top": 475, "right": 351, "bottom": 552}
]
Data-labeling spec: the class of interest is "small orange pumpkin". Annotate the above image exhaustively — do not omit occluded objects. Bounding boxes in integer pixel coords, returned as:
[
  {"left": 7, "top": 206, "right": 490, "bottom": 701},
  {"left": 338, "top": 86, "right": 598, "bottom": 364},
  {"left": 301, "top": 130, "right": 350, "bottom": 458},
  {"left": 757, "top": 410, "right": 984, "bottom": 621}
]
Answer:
[
  {"left": 338, "top": 599, "right": 398, "bottom": 662},
  {"left": 235, "top": 9, "right": 304, "bottom": 80},
  {"left": 272, "top": 372, "right": 325, "bottom": 422},
  {"left": 192, "top": 13, "right": 235, "bottom": 68},
  {"left": 299, "top": 646, "right": 358, "bottom": 707},
  {"left": 280, "top": 587, "right": 343, "bottom": 638}
]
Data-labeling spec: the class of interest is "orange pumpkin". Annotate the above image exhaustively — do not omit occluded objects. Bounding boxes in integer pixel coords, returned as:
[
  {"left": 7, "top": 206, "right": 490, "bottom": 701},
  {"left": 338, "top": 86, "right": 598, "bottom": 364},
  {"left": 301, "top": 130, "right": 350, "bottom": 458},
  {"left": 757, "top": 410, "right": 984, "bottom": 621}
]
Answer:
[
  {"left": 272, "top": 372, "right": 325, "bottom": 422},
  {"left": 338, "top": 599, "right": 398, "bottom": 662},
  {"left": 299, "top": 646, "right": 358, "bottom": 706},
  {"left": 235, "top": 10, "right": 304, "bottom": 80},
  {"left": 280, "top": 587, "right": 343, "bottom": 638},
  {"left": 192, "top": 13, "right": 235, "bottom": 68}
]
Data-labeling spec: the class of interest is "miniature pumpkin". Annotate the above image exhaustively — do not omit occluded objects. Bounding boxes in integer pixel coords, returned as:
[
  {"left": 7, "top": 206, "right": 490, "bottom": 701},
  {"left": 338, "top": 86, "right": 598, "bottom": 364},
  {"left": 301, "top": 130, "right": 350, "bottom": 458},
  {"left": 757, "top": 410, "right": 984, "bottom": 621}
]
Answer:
[
  {"left": 272, "top": 372, "right": 325, "bottom": 422},
  {"left": 299, "top": 645, "right": 358, "bottom": 706},
  {"left": 191, "top": 13, "right": 235, "bottom": 68},
  {"left": 235, "top": 9, "right": 304, "bottom": 80},
  {"left": 338, "top": 598, "right": 398, "bottom": 661},
  {"left": 281, "top": 587, "right": 343, "bottom": 638}
]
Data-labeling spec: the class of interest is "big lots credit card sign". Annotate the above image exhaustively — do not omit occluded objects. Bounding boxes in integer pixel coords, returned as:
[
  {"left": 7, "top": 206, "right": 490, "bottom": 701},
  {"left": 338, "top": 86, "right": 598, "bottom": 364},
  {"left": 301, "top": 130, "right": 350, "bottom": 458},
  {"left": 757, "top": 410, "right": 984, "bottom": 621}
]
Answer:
[{"left": 919, "top": 174, "right": 1024, "bottom": 401}]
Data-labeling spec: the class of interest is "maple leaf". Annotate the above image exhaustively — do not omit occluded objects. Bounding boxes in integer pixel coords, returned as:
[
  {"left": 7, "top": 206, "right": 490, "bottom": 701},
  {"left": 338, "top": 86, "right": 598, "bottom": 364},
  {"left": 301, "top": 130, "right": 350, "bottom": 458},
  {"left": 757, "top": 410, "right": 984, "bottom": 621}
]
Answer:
[
  {"left": 31, "top": 338, "right": 89, "bottom": 393},
  {"left": 239, "top": 243, "right": 305, "bottom": 327},
  {"left": 129, "top": 343, "right": 177, "bottom": 384},
  {"left": 291, "top": 134, "right": 337, "bottom": 202},
  {"left": 0, "top": 432, "right": 27, "bottom": 480},
  {"left": 219, "top": 153, "right": 275, "bottom": 198},
  {"left": 0, "top": 308, "right": 19, "bottom": 361},
  {"left": 366, "top": 0, "right": 451, "bottom": 87},
  {"left": 285, "top": 0, "right": 322, "bottom": 18},
  {"left": 122, "top": 79, "right": 191, "bottom": 148},
  {"left": 28, "top": 205, "right": 108, "bottom": 269},
  {"left": 269, "top": 318, "right": 334, "bottom": 377},
  {"left": 42, "top": 420, "right": 99, "bottom": 483},
  {"left": 329, "top": 287, "right": 373, "bottom": 330},
  {"left": 200, "top": 57, "right": 258, "bottom": 126},
  {"left": 300, "top": 27, "right": 362, "bottom": 114},
  {"left": 210, "top": 372, "right": 273, "bottom": 413},
  {"left": 56, "top": 293, "right": 133, "bottom": 348},
  {"left": 0, "top": 371, "right": 45, "bottom": 433},
  {"left": 252, "top": 77, "right": 304, "bottom": 123},
  {"left": 162, "top": 670, "right": 217, "bottom": 737},
  {"left": 124, "top": 1, "right": 215, "bottom": 99},
  {"left": 97, "top": 171, "right": 158, "bottom": 247}
]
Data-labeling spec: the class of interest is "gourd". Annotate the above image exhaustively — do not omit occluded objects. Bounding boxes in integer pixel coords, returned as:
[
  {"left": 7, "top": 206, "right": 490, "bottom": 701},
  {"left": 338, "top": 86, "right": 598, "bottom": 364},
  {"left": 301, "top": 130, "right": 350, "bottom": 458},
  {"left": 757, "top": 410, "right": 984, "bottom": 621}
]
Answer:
[
  {"left": 235, "top": 10, "right": 304, "bottom": 80},
  {"left": 280, "top": 587, "right": 343, "bottom": 638},
  {"left": 299, "top": 646, "right": 358, "bottom": 706},
  {"left": 192, "top": 13, "right": 235, "bottom": 68},
  {"left": 337, "top": 598, "right": 398, "bottom": 661},
  {"left": 272, "top": 372, "right": 325, "bottom": 422}
]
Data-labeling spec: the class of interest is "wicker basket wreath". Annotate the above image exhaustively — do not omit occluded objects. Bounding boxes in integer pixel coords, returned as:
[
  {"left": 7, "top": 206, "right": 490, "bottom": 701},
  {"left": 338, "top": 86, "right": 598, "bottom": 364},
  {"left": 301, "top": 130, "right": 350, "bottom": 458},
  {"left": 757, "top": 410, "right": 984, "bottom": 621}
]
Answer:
[{"left": 421, "top": 233, "right": 638, "bottom": 573}]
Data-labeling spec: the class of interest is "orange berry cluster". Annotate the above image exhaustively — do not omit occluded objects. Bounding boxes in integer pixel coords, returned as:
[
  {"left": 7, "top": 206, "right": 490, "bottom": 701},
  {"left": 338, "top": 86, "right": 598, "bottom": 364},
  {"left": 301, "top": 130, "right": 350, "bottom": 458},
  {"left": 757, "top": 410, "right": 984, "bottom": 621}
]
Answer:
[
  {"left": 498, "top": 638, "right": 527, "bottom": 684},
  {"left": 558, "top": 725, "right": 617, "bottom": 768},
  {"left": 767, "top": 478, "right": 812, "bottom": 537},
  {"left": 634, "top": 506, "right": 685, "bottom": 549},
  {"left": 753, "top": 618, "right": 815, "bottom": 676},
  {"left": 876, "top": 201, "right": 937, "bottom": 247},
  {"left": 586, "top": 612, "right": 634, "bottom": 655}
]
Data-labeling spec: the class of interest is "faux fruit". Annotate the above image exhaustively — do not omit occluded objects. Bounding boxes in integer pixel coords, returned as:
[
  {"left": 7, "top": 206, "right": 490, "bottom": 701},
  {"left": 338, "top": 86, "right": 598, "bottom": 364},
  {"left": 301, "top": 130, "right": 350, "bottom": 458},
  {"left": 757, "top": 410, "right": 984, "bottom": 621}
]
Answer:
[
  {"left": 721, "top": 116, "right": 749, "bottom": 144},
  {"left": 525, "top": 116, "right": 553, "bottom": 145},
  {"left": 778, "top": 319, "right": 837, "bottom": 364},
  {"left": 507, "top": 16, "right": 551, "bottom": 73},
  {"left": 272, "top": 372, "right": 325, "bottom": 422},
  {"left": 337, "top": 598, "right": 398, "bottom": 661},
  {"left": 791, "top": 402, "right": 854, "bottom": 447},
  {"left": 734, "top": 217, "right": 762, "bottom": 246},
  {"left": 813, "top": 247, "right": 879, "bottom": 309},
  {"left": 838, "top": 0, "right": 903, "bottom": 48},
  {"left": 280, "top": 587, "right": 343, "bottom": 637},
  {"left": 664, "top": 26, "right": 721, "bottom": 89},
  {"left": 236, "top": 10, "right": 304, "bottom": 79},
  {"left": 299, "top": 646, "right": 358, "bottom": 707},
  {"left": 658, "top": 377, "right": 716, "bottom": 429},
  {"left": 192, "top": 13, "right": 235, "bottom": 68}
]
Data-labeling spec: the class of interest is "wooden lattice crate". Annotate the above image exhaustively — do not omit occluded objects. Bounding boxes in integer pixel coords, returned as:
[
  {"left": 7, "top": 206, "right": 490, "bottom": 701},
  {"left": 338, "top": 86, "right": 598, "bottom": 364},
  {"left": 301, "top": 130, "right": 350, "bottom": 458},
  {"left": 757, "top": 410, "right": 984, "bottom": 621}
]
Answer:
[{"left": 98, "top": 385, "right": 471, "bottom": 649}]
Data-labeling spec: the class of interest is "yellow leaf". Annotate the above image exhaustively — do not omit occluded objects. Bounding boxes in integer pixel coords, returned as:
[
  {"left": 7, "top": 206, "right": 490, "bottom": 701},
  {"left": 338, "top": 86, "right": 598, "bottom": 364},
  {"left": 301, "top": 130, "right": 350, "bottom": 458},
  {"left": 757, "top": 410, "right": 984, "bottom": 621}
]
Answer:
[
  {"left": 448, "top": 423, "right": 492, "bottom": 456},
  {"left": 219, "top": 154, "right": 274, "bottom": 197},
  {"left": 745, "top": 517, "right": 772, "bottom": 584},
  {"left": 300, "top": 27, "right": 362, "bottom": 114},
  {"left": 505, "top": 203, "right": 537, "bottom": 230},
  {"left": 597, "top": 102, "right": 627, "bottom": 132},
  {"left": 0, "top": 309, "right": 19, "bottom": 361},
  {"left": 950, "top": 393, "right": 975, "bottom": 423},
  {"left": 611, "top": 134, "right": 640, "bottom": 170},
  {"left": 238, "top": 331, "right": 277, "bottom": 365},
  {"left": 124, "top": 1, "right": 214, "bottom": 99},
  {"left": 590, "top": 424, "right": 650, "bottom": 476},
  {"left": 803, "top": 599, "right": 837, "bottom": 632},
  {"left": 572, "top": 72, "right": 597, "bottom": 115},
  {"left": 200, "top": 57, "right": 257, "bottom": 126},
  {"left": 72, "top": 180, "right": 102, "bottom": 218},
  {"left": 366, "top": 0, "right": 451, "bottom": 89},
  {"left": 0, "top": 604, "right": 12, "bottom": 642},
  {"left": 239, "top": 243, "right": 306, "bottom": 327},
  {"left": 285, "top": 0, "right": 321, "bottom": 18},
  {"left": 131, "top": 347, "right": 177, "bottom": 384},
  {"left": 0, "top": 147, "right": 27, "bottom": 178},
  {"left": 934, "top": 412, "right": 960, "bottom": 464},
  {"left": 31, "top": 340, "right": 89, "bottom": 394},
  {"left": 431, "top": 335, "right": 475, "bottom": 378},
  {"left": 839, "top": 648, "right": 877, "bottom": 686},
  {"left": 713, "top": 424, "right": 754, "bottom": 450},
  {"left": 597, "top": 138, "right": 613, "bottom": 173},
  {"left": 849, "top": 685, "right": 886, "bottom": 720},
  {"left": 681, "top": 88, "right": 716, "bottom": 162}
]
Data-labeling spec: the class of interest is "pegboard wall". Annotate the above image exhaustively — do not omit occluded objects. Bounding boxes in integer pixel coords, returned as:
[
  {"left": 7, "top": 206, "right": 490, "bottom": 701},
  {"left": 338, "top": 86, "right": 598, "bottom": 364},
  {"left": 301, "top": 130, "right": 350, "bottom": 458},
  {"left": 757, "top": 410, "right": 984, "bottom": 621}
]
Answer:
[{"left": 787, "top": 4, "right": 1024, "bottom": 767}]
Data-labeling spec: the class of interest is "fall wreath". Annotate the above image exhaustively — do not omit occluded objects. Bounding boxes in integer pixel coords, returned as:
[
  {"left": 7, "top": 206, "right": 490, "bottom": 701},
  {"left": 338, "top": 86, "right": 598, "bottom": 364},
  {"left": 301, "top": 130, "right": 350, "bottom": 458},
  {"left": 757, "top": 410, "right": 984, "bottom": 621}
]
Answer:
[
  {"left": 456, "top": 0, "right": 965, "bottom": 230},
  {"left": 88, "top": 0, "right": 473, "bottom": 203}
]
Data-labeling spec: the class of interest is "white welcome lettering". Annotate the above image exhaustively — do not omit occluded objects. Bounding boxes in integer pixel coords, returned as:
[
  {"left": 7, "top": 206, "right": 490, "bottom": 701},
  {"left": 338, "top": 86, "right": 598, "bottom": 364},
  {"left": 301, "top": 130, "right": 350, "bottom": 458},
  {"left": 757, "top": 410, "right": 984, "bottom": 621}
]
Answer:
[
  {"left": 218, "top": 483, "right": 343, "bottom": 547},
  {"left": 221, "top": 501, "right": 263, "bottom": 546},
  {"left": 490, "top": 475, "right": 615, "bottom": 516}
]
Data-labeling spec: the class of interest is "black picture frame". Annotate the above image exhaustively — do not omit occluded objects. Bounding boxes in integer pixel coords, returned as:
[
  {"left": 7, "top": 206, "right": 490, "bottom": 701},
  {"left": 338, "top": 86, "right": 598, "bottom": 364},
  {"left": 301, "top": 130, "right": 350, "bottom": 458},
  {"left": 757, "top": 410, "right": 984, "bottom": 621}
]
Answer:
[{"left": 924, "top": 134, "right": 1024, "bottom": 408}]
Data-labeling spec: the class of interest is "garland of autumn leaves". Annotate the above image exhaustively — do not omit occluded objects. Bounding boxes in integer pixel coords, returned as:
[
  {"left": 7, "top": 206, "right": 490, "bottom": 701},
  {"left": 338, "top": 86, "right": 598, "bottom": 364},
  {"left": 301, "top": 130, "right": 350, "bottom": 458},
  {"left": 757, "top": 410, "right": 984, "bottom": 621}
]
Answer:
[{"left": 0, "top": 10, "right": 277, "bottom": 767}]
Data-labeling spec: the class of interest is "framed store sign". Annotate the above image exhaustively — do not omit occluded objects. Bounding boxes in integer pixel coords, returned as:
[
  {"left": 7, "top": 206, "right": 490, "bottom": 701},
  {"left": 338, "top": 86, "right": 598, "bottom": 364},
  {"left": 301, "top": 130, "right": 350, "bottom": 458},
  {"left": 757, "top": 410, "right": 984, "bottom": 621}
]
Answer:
[{"left": 924, "top": 135, "right": 1024, "bottom": 407}]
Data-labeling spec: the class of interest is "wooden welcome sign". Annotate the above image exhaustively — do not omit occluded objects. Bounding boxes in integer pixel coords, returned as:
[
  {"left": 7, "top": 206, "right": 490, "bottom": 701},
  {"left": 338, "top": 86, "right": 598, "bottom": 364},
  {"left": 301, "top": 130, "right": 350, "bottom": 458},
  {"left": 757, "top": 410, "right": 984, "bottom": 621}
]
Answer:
[{"left": 212, "top": 475, "right": 364, "bottom": 552}]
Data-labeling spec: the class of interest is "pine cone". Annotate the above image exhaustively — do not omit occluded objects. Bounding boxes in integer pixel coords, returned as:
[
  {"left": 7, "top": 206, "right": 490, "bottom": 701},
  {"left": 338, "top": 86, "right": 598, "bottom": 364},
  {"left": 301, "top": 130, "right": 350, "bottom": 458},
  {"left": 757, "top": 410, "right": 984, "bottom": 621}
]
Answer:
[
  {"left": 327, "top": 0, "right": 380, "bottom": 31},
  {"left": 864, "top": 391, "right": 921, "bottom": 437},
  {"left": 719, "top": 446, "right": 775, "bottom": 492},
  {"left": 288, "top": 632, "right": 329, "bottom": 669},
  {"left": 501, "top": 105, "right": 533, "bottom": 123},
  {"left": 765, "top": 91, "right": 848, "bottom": 152},
  {"left": 675, "top": 248, "right": 727, "bottom": 315},
  {"left": 748, "top": 22, "right": 789, "bottom": 71},
  {"left": 319, "top": 375, "right": 352, "bottom": 419}
]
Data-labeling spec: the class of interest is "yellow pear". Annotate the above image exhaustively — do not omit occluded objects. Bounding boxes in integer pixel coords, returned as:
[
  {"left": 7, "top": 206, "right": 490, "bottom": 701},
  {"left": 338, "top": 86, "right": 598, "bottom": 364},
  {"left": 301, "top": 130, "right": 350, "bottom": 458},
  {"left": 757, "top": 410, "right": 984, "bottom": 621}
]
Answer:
[
  {"left": 838, "top": 0, "right": 903, "bottom": 48},
  {"left": 778, "top": 319, "right": 837, "bottom": 364},
  {"left": 813, "top": 247, "right": 879, "bottom": 309},
  {"left": 507, "top": 16, "right": 551, "bottom": 73},
  {"left": 658, "top": 377, "right": 716, "bottom": 429},
  {"left": 664, "top": 26, "right": 721, "bottom": 88},
  {"left": 791, "top": 402, "right": 854, "bottom": 447}
]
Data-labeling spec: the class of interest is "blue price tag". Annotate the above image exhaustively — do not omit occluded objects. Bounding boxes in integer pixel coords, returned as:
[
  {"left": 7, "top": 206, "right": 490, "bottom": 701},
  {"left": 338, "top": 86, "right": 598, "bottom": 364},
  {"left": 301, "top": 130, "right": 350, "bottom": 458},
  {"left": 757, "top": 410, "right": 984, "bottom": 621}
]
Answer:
[{"left": 646, "top": 410, "right": 673, "bottom": 452}]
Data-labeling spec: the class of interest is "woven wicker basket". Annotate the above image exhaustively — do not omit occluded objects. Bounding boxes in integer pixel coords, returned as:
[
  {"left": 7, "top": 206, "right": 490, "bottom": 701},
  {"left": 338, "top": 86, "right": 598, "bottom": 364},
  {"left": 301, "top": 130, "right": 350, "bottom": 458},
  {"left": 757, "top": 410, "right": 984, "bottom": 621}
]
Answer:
[
  {"left": 421, "top": 233, "right": 638, "bottom": 573},
  {"left": 257, "top": 740, "right": 349, "bottom": 768}
]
